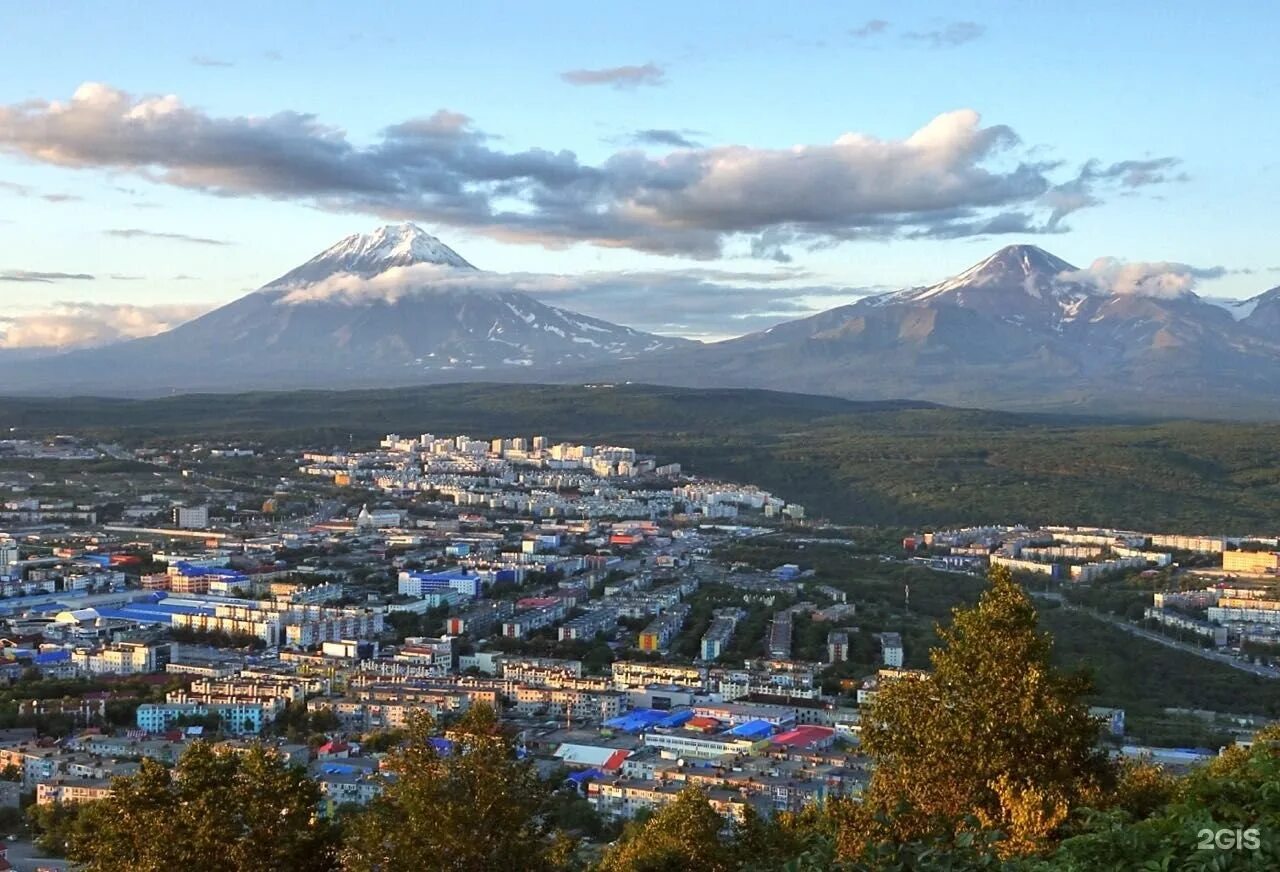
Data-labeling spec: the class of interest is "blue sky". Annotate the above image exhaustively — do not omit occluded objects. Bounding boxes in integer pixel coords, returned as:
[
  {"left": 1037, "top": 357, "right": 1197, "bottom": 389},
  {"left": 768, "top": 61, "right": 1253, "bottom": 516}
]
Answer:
[{"left": 1, "top": 1, "right": 1277, "bottom": 345}]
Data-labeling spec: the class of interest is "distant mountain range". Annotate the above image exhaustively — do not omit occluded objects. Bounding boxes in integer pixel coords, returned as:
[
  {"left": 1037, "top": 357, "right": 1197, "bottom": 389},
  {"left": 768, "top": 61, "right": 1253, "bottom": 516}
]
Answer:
[{"left": 5, "top": 224, "right": 1280, "bottom": 418}]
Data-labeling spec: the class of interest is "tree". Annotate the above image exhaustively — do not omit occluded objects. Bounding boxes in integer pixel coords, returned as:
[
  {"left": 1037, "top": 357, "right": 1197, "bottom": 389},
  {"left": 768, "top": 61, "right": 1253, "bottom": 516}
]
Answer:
[
  {"left": 340, "top": 704, "right": 559, "bottom": 872},
  {"left": 63, "top": 742, "right": 339, "bottom": 872},
  {"left": 850, "top": 566, "right": 1115, "bottom": 858},
  {"left": 27, "top": 800, "right": 94, "bottom": 857},
  {"left": 597, "top": 787, "right": 740, "bottom": 872},
  {"left": 1041, "top": 727, "right": 1280, "bottom": 869}
]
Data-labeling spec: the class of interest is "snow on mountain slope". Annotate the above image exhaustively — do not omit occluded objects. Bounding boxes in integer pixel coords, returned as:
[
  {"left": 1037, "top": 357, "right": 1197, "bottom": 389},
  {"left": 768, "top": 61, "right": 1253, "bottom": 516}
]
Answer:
[
  {"left": 267, "top": 223, "right": 476, "bottom": 287},
  {"left": 0, "top": 224, "right": 690, "bottom": 394},
  {"left": 598, "top": 244, "right": 1280, "bottom": 417}
]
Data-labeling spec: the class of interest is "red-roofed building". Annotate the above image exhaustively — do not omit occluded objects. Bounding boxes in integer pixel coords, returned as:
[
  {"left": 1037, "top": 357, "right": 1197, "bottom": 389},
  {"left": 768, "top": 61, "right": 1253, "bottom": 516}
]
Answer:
[
  {"left": 516, "top": 597, "right": 559, "bottom": 609},
  {"left": 770, "top": 725, "right": 835, "bottom": 751},
  {"left": 602, "top": 749, "right": 630, "bottom": 771},
  {"left": 318, "top": 740, "right": 351, "bottom": 759}
]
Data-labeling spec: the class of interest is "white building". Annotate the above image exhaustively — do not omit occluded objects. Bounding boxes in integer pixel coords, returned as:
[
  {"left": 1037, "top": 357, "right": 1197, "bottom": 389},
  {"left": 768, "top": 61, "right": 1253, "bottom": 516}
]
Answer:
[
  {"left": 173, "top": 506, "right": 210, "bottom": 530},
  {"left": 880, "top": 633, "right": 903, "bottom": 668}
]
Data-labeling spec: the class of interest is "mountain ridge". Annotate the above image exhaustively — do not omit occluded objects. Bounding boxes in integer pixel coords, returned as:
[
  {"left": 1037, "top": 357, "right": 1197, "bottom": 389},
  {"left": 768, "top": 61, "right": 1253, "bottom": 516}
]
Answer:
[{"left": 4, "top": 234, "right": 1279, "bottom": 418}]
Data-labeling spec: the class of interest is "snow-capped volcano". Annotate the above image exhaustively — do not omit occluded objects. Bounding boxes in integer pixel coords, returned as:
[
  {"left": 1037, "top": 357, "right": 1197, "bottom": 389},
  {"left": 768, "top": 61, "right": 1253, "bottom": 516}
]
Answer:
[
  {"left": 1, "top": 225, "right": 691, "bottom": 394},
  {"left": 884, "top": 244, "right": 1082, "bottom": 305},
  {"left": 599, "top": 244, "right": 1280, "bottom": 417},
  {"left": 268, "top": 223, "right": 476, "bottom": 286}
]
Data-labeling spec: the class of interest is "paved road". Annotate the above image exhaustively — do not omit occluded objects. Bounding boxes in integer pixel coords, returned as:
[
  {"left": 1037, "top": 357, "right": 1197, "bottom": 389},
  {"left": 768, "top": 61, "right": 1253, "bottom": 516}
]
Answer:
[
  {"left": 1035, "top": 594, "right": 1280, "bottom": 679},
  {"left": 4, "top": 840, "right": 69, "bottom": 872}
]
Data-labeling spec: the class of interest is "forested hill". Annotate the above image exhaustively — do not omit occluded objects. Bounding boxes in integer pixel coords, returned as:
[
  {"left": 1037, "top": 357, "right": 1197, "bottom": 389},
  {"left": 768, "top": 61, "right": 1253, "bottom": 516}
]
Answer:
[{"left": 3, "top": 383, "right": 1279, "bottom": 532}]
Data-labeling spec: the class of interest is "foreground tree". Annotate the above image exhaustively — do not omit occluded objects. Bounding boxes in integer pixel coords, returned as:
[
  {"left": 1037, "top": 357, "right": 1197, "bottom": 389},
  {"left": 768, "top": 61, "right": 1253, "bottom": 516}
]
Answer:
[
  {"left": 849, "top": 566, "right": 1114, "bottom": 857},
  {"left": 341, "top": 704, "right": 560, "bottom": 872},
  {"left": 598, "top": 787, "right": 743, "bottom": 872},
  {"left": 63, "top": 741, "right": 338, "bottom": 872},
  {"left": 1037, "top": 726, "right": 1280, "bottom": 870}
]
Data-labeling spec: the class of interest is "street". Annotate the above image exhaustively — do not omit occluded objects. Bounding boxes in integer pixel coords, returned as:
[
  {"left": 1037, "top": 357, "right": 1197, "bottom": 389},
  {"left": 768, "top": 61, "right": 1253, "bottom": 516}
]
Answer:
[{"left": 3, "top": 840, "right": 69, "bottom": 872}]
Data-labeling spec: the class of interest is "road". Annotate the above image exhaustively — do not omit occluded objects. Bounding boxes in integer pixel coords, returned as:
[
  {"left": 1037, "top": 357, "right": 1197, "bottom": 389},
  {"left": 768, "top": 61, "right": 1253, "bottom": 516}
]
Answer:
[
  {"left": 3, "top": 840, "right": 69, "bottom": 872},
  {"left": 1034, "top": 593, "right": 1280, "bottom": 679}
]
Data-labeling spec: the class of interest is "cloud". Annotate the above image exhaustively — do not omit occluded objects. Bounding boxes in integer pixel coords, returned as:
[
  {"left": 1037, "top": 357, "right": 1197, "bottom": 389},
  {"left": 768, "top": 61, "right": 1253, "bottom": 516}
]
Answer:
[
  {"left": 0, "top": 270, "right": 94, "bottom": 283},
  {"left": 105, "top": 228, "right": 231, "bottom": 245},
  {"left": 851, "top": 19, "right": 890, "bottom": 38},
  {"left": 560, "top": 63, "right": 665, "bottom": 88},
  {"left": 628, "top": 128, "right": 702, "bottom": 148},
  {"left": 1058, "top": 257, "right": 1228, "bottom": 299},
  {"left": 264, "top": 50, "right": 283, "bottom": 62},
  {"left": 0, "top": 83, "right": 1181, "bottom": 258},
  {"left": 191, "top": 55, "right": 234, "bottom": 68},
  {"left": 1044, "top": 157, "right": 1185, "bottom": 229},
  {"left": 0, "top": 302, "right": 207, "bottom": 349},
  {"left": 906, "top": 210, "right": 1061, "bottom": 240},
  {"left": 0, "top": 179, "right": 82, "bottom": 202},
  {"left": 904, "top": 21, "right": 984, "bottom": 48},
  {"left": 272, "top": 261, "right": 858, "bottom": 338}
]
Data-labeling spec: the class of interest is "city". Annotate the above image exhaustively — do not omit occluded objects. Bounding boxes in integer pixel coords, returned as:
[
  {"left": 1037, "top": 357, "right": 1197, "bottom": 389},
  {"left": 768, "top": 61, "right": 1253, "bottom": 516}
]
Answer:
[
  {"left": 0, "top": 422, "right": 1276, "bottom": 867},
  {"left": 2, "top": 1, "right": 1277, "bottom": 868}
]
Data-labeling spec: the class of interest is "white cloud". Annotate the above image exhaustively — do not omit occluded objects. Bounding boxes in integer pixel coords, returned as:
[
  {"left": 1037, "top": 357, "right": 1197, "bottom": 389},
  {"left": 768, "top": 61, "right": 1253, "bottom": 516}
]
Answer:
[
  {"left": 0, "top": 302, "right": 208, "bottom": 349},
  {"left": 275, "top": 263, "right": 861, "bottom": 337},
  {"left": 1058, "top": 257, "right": 1227, "bottom": 299},
  {"left": 0, "top": 82, "right": 1182, "bottom": 258}
]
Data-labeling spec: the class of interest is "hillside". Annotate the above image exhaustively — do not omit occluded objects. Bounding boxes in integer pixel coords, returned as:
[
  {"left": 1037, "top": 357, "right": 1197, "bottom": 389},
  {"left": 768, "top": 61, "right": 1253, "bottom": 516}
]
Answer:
[{"left": 4, "top": 383, "right": 1280, "bottom": 531}]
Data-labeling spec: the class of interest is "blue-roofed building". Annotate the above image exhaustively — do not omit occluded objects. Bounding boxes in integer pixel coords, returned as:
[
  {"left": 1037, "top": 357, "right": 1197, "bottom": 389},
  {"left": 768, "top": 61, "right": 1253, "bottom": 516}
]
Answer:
[
  {"left": 604, "top": 709, "right": 675, "bottom": 734},
  {"left": 726, "top": 719, "right": 775, "bottom": 740},
  {"left": 94, "top": 600, "right": 218, "bottom": 626},
  {"left": 398, "top": 570, "right": 483, "bottom": 598},
  {"left": 172, "top": 562, "right": 246, "bottom": 580},
  {"left": 655, "top": 709, "right": 694, "bottom": 729}
]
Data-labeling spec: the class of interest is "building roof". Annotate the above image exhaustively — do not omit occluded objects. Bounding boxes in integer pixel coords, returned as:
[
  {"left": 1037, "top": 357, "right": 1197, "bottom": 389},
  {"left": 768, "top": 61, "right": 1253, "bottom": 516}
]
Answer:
[
  {"left": 770, "top": 726, "right": 835, "bottom": 748},
  {"left": 554, "top": 743, "right": 632, "bottom": 770},
  {"left": 726, "top": 719, "right": 775, "bottom": 740},
  {"left": 603, "top": 709, "right": 678, "bottom": 733}
]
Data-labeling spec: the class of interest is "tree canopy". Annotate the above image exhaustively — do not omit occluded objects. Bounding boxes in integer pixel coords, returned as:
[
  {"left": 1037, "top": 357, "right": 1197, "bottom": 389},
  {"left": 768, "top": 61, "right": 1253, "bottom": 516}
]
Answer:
[
  {"left": 61, "top": 741, "right": 339, "bottom": 872},
  {"left": 339, "top": 704, "right": 562, "bottom": 872},
  {"left": 851, "top": 565, "right": 1115, "bottom": 857}
]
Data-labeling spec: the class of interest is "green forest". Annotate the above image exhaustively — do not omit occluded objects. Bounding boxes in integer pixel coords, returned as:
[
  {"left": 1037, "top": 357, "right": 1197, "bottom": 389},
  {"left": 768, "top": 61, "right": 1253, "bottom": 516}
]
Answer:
[{"left": 4, "top": 382, "right": 1280, "bottom": 530}]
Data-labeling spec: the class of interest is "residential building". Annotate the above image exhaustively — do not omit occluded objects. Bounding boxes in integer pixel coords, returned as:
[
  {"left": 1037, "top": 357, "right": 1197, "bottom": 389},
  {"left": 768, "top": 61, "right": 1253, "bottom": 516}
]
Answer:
[{"left": 880, "top": 633, "right": 903, "bottom": 668}]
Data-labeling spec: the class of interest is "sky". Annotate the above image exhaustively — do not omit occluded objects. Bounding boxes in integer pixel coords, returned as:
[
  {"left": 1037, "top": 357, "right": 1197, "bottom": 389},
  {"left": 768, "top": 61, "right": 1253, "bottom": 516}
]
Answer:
[{"left": 1, "top": 0, "right": 1277, "bottom": 348}]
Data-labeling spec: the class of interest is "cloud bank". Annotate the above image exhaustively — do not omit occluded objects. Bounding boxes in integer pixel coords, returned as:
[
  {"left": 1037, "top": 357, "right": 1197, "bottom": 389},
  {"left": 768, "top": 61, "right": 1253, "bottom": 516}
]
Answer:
[
  {"left": 1059, "top": 257, "right": 1228, "bottom": 299},
  {"left": 274, "top": 262, "right": 862, "bottom": 338},
  {"left": 0, "top": 302, "right": 208, "bottom": 349},
  {"left": 0, "top": 83, "right": 1180, "bottom": 259}
]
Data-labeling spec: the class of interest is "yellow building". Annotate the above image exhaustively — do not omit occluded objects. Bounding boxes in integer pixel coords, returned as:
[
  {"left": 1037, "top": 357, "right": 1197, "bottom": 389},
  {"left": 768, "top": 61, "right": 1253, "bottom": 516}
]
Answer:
[{"left": 1223, "top": 551, "right": 1280, "bottom": 575}]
